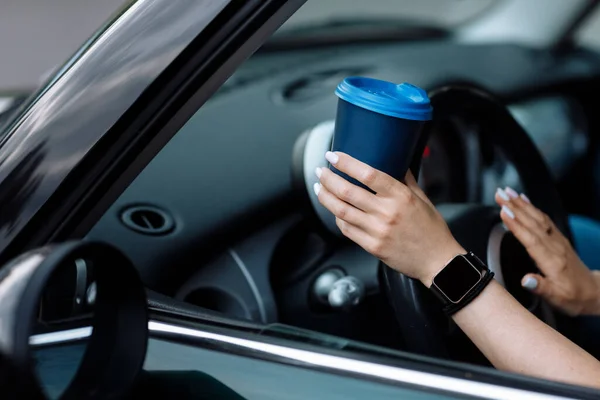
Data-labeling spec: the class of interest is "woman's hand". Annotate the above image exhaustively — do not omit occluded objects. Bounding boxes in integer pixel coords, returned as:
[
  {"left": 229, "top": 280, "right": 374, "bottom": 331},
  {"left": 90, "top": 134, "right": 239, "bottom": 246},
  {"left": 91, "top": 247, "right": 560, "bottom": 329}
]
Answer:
[
  {"left": 315, "top": 151, "right": 464, "bottom": 287},
  {"left": 496, "top": 187, "right": 600, "bottom": 316}
]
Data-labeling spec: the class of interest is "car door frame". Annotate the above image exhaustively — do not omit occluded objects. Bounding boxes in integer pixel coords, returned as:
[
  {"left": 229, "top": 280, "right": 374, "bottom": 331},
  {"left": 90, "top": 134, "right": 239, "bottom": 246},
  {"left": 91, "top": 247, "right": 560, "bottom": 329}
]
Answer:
[
  {"left": 30, "top": 307, "right": 600, "bottom": 400},
  {"left": 0, "top": 0, "right": 304, "bottom": 264}
]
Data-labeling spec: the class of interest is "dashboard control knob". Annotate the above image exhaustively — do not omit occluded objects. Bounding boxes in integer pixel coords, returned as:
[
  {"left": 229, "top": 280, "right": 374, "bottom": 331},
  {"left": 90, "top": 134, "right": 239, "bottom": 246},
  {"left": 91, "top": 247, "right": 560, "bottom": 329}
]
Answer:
[
  {"left": 313, "top": 269, "right": 365, "bottom": 310},
  {"left": 328, "top": 276, "right": 364, "bottom": 309}
]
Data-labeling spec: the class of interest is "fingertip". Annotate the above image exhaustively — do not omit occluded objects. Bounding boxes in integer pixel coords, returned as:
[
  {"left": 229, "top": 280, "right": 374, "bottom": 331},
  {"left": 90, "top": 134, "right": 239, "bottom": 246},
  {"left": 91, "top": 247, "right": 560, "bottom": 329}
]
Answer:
[
  {"left": 504, "top": 186, "right": 519, "bottom": 199},
  {"left": 522, "top": 275, "right": 539, "bottom": 291},
  {"left": 313, "top": 182, "right": 321, "bottom": 197},
  {"left": 494, "top": 193, "right": 503, "bottom": 206},
  {"left": 496, "top": 188, "right": 510, "bottom": 202},
  {"left": 325, "top": 151, "right": 339, "bottom": 165},
  {"left": 501, "top": 205, "right": 515, "bottom": 219},
  {"left": 315, "top": 167, "right": 322, "bottom": 179},
  {"left": 494, "top": 192, "right": 506, "bottom": 207},
  {"left": 520, "top": 193, "right": 531, "bottom": 204},
  {"left": 500, "top": 213, "right": 512, "bottom": 229}
]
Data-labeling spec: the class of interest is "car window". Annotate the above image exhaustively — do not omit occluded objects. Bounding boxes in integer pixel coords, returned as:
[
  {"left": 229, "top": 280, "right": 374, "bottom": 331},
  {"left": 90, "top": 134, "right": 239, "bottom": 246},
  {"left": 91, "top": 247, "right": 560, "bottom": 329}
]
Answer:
[
  {"left": 11, "top": 0, "right": 599, "bottom": 398},
  {"left": 142, "top": 338, "right": 467, "bottom": 400},
  {"left": 33, "top": 341, "right": 87, "bottom": 399},
  {"left": 576, "top": 5, "right": 600, "bottom": 50},
  {"left": 85, "top": 0, "right": 497, "bottom": 345},
  {"left": 278, "top": 0, "right": 497, "bottom": 33},
  {"left": 0, "top": 0, "right": 133, "bottom": 91},
  {"left": 77, "top": 2, "right": 597, "bottom": 398},
  {"left": 33, "top": 338, "right": 466, "bottom": 399},
  {"left": 88, "top": 0, "right": 480, "bottom": 286}
]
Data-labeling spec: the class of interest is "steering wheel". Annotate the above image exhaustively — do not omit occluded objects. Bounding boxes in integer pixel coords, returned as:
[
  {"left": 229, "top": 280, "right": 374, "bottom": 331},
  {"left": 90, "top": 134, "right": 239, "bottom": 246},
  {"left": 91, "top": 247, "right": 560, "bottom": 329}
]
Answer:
[{"left": 382, "top": 85, "right": 573, "bottom": 361}]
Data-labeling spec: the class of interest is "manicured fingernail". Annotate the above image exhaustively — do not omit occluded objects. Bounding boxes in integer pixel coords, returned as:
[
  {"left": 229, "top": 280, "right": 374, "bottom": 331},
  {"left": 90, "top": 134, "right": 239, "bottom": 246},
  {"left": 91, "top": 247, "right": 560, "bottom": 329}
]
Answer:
[
  {"left": 505, "top": 186, "right": 518, "bottom": 199},
  {"left": 315, "top": 167, "right": 322, "bottom": 179},
  {"left": 520, "top": 193, "right": 531, "bottom": 203},
  {"left": 325, "top": 151, "right": 339, "bottom": 165},
  {"left": 496, "top": 188, "right": 510, "bottom": 201},
  {"left": 313, "top": 182, "right": 321, "bottom": 196},
  {"left": 522, "top": 276, "right": 538, "bottom": 290},
  {"left": 501, "top": 205, "right": 515, "bottom": 219}
]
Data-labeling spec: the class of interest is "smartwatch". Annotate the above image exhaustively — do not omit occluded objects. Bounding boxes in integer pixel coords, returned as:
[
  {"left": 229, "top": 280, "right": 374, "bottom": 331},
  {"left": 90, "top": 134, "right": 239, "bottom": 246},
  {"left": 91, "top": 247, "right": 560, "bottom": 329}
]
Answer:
[{"left": 429, "top": 252, "right": 494, "bottom": 316}]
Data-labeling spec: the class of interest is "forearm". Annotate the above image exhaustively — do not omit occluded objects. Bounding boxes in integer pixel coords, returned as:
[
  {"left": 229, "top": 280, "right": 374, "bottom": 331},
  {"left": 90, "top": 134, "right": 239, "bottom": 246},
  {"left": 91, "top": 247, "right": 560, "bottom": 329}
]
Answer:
[
  {"left": 589, "top": 271, "right": 600, "bottom": 316},
  {"left": 453, "top": 280, "right": 600, "bottom": 388}
]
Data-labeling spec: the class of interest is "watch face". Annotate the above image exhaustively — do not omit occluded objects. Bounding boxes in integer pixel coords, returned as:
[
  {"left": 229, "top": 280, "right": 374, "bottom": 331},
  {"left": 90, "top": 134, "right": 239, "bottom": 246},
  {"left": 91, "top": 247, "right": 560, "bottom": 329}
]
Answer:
[{"left": 433, "top": 256, "right": 482, "bottom": 303}]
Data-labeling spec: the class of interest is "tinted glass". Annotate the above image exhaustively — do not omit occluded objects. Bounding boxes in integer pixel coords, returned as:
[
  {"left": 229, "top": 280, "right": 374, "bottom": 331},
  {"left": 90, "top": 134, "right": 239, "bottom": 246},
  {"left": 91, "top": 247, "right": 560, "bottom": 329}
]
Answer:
[
  {"left": 140, "top": 338, "right": 467, "bottom": 400},
  {"left": 277, "top": 0, "right": 497, "bottom": 33},
  {"left": 33, "top": 338, "right": 468, "bottom": 399},
  {"left": 33, "top": 342, "right": 88, "bottom": 399}
]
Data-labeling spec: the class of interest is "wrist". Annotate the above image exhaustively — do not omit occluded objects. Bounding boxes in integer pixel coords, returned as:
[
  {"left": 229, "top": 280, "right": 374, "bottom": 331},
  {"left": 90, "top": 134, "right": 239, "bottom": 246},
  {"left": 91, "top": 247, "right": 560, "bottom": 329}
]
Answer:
[{"left": 420, "top": 240, "right": 466, "bottom": 288}]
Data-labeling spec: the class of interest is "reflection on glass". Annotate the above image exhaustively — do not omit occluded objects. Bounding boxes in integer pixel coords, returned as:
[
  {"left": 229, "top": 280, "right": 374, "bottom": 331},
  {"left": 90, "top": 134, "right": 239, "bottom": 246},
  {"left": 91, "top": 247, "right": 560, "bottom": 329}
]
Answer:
[
  {"left": 132, "top": 370, "right": 246, "bottom": 400},
  {"left": 138, "top": 338, "right": 463, "bottom": 400},
  {"left": 31, "top": 257, "right": 96, "bottom": 399},
  {"left": 32, "top": 341, "right": 88, "bottom": 399}
]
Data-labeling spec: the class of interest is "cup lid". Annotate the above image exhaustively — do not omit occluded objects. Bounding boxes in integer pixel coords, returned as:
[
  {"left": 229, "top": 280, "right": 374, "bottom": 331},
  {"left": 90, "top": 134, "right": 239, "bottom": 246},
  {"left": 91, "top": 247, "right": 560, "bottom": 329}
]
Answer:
[{"left": 335, "top": 77, "right": 432, "bottom": 121}]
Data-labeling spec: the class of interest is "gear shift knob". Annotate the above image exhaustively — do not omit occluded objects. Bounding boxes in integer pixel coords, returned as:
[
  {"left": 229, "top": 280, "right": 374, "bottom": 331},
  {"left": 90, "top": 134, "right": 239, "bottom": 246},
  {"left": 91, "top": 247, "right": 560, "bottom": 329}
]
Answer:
[
  {"left": 328, "top": 276, "right": 365, "bottom": 309},
  {"left": 313, "top": 269, "right": 365, "bottom": 310}
]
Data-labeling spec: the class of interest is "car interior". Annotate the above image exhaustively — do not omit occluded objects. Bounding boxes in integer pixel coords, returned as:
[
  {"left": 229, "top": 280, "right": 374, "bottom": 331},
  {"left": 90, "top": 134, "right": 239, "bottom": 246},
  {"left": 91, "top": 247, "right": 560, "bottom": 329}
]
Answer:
[{"left": 34, "top": 0, "right": 600, "bottom": 373}]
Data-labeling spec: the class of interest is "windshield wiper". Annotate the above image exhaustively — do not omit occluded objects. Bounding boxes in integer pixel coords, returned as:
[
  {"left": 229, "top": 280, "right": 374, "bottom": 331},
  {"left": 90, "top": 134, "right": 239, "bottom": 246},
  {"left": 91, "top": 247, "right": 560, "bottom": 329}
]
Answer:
[{"left": 260, "top": 18, "right": 449, "bottom": 52}]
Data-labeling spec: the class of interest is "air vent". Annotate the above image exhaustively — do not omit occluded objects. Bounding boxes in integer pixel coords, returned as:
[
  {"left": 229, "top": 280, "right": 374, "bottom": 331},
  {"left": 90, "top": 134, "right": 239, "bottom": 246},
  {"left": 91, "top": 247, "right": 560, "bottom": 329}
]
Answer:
[{"left": 120, "top": 205, "right": 174, "bottom": 236}]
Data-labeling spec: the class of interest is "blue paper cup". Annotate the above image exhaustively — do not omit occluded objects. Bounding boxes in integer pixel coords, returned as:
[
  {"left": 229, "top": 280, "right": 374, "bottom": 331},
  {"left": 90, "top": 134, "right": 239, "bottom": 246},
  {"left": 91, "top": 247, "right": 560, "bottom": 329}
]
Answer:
[{"left": 331, "top": 77, "right": 432, "bottom": 191}]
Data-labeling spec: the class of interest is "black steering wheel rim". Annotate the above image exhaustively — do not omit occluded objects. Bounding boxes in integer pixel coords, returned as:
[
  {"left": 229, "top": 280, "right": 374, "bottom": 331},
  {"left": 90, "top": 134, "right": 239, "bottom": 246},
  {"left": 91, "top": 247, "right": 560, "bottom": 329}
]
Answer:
[{"left": 383, "top": 84, "right": 572, "bottom": 360}]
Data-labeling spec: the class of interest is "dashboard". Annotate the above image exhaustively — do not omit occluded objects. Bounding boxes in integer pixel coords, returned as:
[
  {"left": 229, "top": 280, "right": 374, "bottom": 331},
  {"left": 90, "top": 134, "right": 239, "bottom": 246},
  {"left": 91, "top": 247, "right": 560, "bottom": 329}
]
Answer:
[{"left": 84, "top": 40, "right": 597, "bottom": 334}]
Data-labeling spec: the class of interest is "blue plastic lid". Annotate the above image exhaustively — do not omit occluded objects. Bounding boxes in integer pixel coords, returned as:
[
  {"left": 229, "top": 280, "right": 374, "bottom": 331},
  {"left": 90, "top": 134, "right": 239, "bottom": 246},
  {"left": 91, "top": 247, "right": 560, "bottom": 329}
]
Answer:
[{"left": 335, "top": 77, "right": 432, "bottom": 121}]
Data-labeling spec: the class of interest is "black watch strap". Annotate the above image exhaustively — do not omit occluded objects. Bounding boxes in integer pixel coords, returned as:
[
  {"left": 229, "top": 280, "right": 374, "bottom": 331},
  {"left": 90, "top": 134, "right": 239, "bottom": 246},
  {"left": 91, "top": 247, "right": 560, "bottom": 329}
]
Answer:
[{"left": 429, "top": 252, "right": 494, "bottom": 316}]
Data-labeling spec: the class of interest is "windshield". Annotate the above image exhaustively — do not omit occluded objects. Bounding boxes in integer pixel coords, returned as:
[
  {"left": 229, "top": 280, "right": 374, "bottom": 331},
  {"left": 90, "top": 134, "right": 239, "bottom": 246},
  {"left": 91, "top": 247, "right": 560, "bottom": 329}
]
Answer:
[{"left": 276, "top": 0, "right": 498, "bottom": 34}]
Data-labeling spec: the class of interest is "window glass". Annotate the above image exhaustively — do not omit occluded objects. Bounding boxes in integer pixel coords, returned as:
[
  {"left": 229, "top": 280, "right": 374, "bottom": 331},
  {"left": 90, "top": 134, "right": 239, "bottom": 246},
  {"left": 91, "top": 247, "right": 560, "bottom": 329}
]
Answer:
[
  {"left": 33, "top": 338, "right": 466, "bottom": 399},
  {"left": 77, "top": 1, "right": 587, "bottom": 396},
  {"left": 278, "top": 0, "right": 496, "bottom": 33},
  {"left": 86, "top": 0, "right": 490, "bottom": 356},
  {"left": 33, "top": 342, "right": 87, "bottom": 399},
  {"left": 576, "top": 6, "right": 600, "bottom": 50},
  {"left": 141, "top": 338, "right": 465, "bottom": 400}
]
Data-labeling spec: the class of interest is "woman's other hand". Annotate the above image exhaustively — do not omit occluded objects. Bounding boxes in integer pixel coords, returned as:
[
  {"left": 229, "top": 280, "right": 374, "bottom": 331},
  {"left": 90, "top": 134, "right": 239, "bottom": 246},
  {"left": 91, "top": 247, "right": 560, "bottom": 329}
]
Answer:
[
  {"left": 495, "top": 187, "right": 600, "bottom": 316},
  {"left": 315, "top": 151, "right": 464, "bottom": 287}
]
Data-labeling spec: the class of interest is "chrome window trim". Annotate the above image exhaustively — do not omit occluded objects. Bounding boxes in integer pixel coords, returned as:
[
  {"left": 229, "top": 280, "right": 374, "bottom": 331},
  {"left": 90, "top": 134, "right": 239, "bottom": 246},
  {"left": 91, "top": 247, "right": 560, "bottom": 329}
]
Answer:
[
  {"left": 30, "top": 326, "right": 92, "bottom": 346},
  {"left": 30, "top": 321, "right": 572, "bottom": 400}
]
